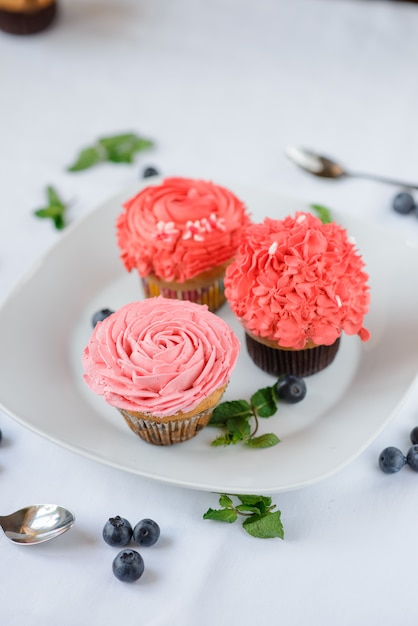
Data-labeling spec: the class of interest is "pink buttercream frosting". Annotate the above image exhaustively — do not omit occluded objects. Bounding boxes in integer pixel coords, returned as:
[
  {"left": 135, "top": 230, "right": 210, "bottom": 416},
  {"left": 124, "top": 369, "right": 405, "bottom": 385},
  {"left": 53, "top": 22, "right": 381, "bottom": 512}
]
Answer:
[
  {"left": 82, "top": 297, "right": 240, "bottom": 417},
  {"left": 224, "top": 212, "right": 370, "bottom": 350},
  {"left": 116, "top": 177, "right": 251, "bottom": 282}
]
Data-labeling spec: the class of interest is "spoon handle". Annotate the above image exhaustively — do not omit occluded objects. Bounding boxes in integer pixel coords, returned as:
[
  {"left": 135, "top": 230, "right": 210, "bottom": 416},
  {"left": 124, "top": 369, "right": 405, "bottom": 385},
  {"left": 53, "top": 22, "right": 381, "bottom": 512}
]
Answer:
[{"left": 350, "top": 171, "right": 418, "bottom": 190}]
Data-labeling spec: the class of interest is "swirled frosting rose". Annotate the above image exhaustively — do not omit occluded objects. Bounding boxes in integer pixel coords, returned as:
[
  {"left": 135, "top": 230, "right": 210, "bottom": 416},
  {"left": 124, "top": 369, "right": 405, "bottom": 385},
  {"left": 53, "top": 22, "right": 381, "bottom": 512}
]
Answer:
[
  {"left": 82, "top": 297, "right": 240, "bottom": 417},
  {"left": 224, "top": 212, "right": 370, "bottom": 350},
  {"left": 116, "top": 177, "right": 251, "bottom": 282}
]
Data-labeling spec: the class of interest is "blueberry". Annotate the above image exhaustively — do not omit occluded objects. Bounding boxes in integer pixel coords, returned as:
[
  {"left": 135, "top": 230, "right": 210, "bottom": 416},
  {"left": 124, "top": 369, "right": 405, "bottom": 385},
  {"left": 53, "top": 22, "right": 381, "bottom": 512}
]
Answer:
[
  {"left": 406, "top": 445, "right": 418, "bottom": 471},
  {"left": 392, "top": 191, "right": 415, "bottom": 215},
  {"left": 142, "top": 166, "right": 160, "bottom": 178},
  {"left": 92, "top": 308, "right": 114, "bottom": 328},
  {"left": 275, "top": 374, "right": 307, "bottom": 404},
  {"left": 410, "top": 426, "right": 418, "bottom": 445},
  {"left": 133, "top": 518, "right": 160, "bottom": 547},
  {"left": 112, "top": 549, "right": 144, "bottom": 583},
  {"left": 102, "top": 516, "right": 133, "bottom": 547},
  {"left": 378, "top": 446, "right": 406, "bottom": 474}
]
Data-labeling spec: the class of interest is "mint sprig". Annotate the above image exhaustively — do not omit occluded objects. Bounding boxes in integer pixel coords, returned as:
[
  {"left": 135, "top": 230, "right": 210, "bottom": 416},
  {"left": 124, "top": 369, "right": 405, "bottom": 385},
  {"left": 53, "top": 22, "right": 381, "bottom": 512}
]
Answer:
[
  {"left": 33, "top": 185, "right": 69, "bottom": 230},
  {"left": 208, "top": 384, "right": 280, "bottom": 449},
  {"left": 203, "top": 493, "right": 284, "bottom": 539},
  {"left": 310, "top": 203, "right": 333, "bottom": 223},
  {"left": 67, "top": 132, "right": 154, "bottom": 172}
]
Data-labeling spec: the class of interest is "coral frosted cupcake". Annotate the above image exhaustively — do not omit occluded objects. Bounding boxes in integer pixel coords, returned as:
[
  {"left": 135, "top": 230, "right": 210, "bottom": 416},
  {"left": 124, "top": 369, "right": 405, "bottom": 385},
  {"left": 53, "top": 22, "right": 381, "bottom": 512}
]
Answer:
[
  {"left": 82, "top": 297, "right": 240, "bottom": 445},
  {"left": 224, "top": 212, "right": 370, "bottom": 377},
  {"left": 116, "top": 177, "right": 251, "bottom": 312}
]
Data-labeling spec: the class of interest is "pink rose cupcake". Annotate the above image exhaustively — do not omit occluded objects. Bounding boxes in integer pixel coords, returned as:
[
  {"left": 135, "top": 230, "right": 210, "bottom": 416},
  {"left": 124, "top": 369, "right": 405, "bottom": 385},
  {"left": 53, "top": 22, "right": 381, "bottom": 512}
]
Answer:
[
  {"left": 82, "top": 297, "right": 240, "bottom": 445},
  {"left": 224, "top": 212, "right": 370, "bottom": 377},
  {"left": 116, "top": 177, "right": 251, "bottom": 312}
]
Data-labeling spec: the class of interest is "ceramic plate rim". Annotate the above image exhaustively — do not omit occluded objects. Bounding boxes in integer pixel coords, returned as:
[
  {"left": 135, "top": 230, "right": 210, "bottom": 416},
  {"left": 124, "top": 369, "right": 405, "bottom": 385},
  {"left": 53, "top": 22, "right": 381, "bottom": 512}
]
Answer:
[{"left": 1, "top": 180, "right": 418, "bottom": 493}]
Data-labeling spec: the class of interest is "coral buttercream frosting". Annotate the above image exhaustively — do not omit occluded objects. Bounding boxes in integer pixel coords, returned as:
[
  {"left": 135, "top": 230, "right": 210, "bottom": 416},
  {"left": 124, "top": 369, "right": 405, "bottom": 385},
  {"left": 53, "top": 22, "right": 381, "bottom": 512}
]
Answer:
[
  {"left": 116, "top": 177, "right": 251, "bottom": 282},
  {"left": 224, "top": 212, "right": 370, "bottom": 350},
  {"left": 82, "top": 297, "right": 240, "bottom": 417}
]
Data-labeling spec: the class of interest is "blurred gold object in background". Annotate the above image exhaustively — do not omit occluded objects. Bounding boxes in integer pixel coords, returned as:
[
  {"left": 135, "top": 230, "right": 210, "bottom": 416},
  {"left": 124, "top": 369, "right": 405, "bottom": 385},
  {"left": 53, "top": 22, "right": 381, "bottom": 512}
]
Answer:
[{"left": 0, "top": 0, "right": 56, "bottom": 34}]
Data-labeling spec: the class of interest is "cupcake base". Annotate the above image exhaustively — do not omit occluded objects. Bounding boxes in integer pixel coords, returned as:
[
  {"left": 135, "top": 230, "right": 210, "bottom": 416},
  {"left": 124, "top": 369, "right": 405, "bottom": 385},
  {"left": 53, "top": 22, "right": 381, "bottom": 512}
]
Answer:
[
  {"left": 117, "top": 385, "right": 227, "bottom": 446},
  {"left": 245, "top": 333, "right": 341, "bottom": 378},
  {"left": 0, "top": 1, "right": 57, "bottom": 35},
  {"left": 141, "top": 263, "right": 229, "bottom": 313}
]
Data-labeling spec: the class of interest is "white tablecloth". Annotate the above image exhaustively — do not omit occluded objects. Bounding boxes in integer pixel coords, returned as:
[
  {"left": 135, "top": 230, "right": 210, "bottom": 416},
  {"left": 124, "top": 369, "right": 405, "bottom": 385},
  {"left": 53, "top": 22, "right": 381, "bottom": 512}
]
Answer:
[{"left": 1, "top": 1, "right": 418, "bottom": 624}]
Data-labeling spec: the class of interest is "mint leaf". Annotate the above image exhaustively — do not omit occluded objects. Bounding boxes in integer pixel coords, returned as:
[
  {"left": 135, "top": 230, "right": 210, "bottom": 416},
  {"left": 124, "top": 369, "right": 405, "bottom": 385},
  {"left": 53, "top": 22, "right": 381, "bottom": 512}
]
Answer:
[
  {"left": 235, "top": 504, "right": 263, "bottom": 514},
  {"left": 210, "top": 433, "right": 235, "bottom": 447},
  {"left": 34, "top": 186, "right": 69, "bottom": 230},
  {"left": 251, "top": 386, "right": 278, "bottom": 418},
  {"left": 68, "top": 146, "right": 104, "bottom": 172},
  {"left": 203, "top": 493, "right": 284, "bottom": 539},
  {"left": 226, "top": 416, "right": 251, "bottom": 440},
  {"left": 242, "top": 511, "right": 284, "bottom": 539},
  {"left": 245, "top": 433, "right": 280, "bottom": 448},
  {"left": 209, "top": 400, "right": 252, "bottom": 426},
  {"left": 68, "top": 132, "right": 154, "bottom": 172},
  {"left": 99, "top": 133, "right": 153, "bottom": 163},
  {"left": 53, "top": 214, "right": 65, "bottom": 230},
  {"left": 47, "top": 185, "right": 63, "bottom": 206},
  {"left": 203, "top": 508, "right": 238, "bottom": 523},
  {"left": 311, "top": 203, "right": 333, "bottom": 224},
  {"left": 209, "top": 388, "right": 281, "bottom": 448},
  {"left": 219, "top": 494, "right": 234, "bottom": 508},
  {"left": 236, "top": 495, "right": 272, "bottom": 508}
]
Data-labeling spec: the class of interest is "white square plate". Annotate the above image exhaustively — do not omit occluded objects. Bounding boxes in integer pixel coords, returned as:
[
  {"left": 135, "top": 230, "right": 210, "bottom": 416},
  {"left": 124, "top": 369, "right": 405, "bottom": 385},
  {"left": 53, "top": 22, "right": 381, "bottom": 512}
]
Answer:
[{"left": 1, "top": 181, "right": 417, "bottom": 493}]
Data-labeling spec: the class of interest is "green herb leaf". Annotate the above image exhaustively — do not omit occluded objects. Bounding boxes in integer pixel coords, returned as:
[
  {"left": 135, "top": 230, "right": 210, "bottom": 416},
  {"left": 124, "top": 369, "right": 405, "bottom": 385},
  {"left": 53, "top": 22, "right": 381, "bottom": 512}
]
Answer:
[
  {"left": 236, "top": 494, "right": 272, "bottom": 509},
  {"left": 251, "top": 386, "right": 278, "bottom": 418},
  {"left": 219, "top": 494, "right": 234, "bottom": 508},
  {"left": 235, "top": 504, "right": 263, "bottom": 514},
  {"left": 203, "top": 508, "right": 238, "bottom": 523},
  {"left": 210, "top": 433, "right": 235, "bottom": 447},
  {"left": 242, "top": 510, "right": 284, "bottom": 539},
  {"left": 67, "top": 132, "right": 154, "bottom": 172},
  {"left": 47, "top": 185, "right": 63, "bottom": 206},
  {"left": 209, "top": 400, "right": 252, "bottom": 426},
  {"left": 245, "top": 433, "right": 280, "bottom": 448},
  {"left": 209, "top": 385, "right": 282, "bottom": 448},
  {"left": 99, "top": 133, "right": 153, "bottom": 163},
  {"left": 226, "top": 415, "right": 252, "bottom": 440},
  {"left": 203, "top": 493, "right": 284, "bottom": 539},
  {"left": 33, "top": 186, "right": 69, "bottom": 230},
  {"left": 310, "top": 203, "right": 333, "bottom": 224},
  {"left": 68, "top": 146, "right": 105, "bottom": 172}
]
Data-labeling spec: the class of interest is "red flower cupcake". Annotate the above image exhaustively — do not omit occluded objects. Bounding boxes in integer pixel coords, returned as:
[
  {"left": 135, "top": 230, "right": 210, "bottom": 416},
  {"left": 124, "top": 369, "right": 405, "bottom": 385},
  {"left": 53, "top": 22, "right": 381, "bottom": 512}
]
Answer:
[
  {"left": 116, "top": 177, "right": 251, "bottom": 312},
  {"left": 224, "top": 212, "right": 370, "bottom": 377}
]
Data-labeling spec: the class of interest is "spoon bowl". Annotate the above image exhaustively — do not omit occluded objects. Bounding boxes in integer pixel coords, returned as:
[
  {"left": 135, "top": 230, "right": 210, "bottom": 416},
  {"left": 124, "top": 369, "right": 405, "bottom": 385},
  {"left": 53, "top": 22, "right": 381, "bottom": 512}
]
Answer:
[
  {"left": 285, "top": 146, "right": 418, "bottom": 189},
  {"left": 0, "top": 504, "right": 75, "bottom": 545}
]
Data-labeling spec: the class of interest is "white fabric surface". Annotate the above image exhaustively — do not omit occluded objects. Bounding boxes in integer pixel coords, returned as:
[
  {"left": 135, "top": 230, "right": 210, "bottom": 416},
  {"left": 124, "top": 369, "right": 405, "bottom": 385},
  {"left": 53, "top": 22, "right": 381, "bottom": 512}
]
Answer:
[{"left": 1, "top": 0, "right": 418, "bottom": 624}]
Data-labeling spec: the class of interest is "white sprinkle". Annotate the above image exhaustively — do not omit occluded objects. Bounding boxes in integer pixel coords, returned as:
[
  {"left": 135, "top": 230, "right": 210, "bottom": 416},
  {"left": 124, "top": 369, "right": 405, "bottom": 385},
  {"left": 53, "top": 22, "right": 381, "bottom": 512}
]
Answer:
[
  {"left": 268, "top": 241, "right": 278, "bottom": 255},
  {"left": 296, "top": 214, "right": 306, "bottom": 223},
  {"left": 335, "top": 295, "right": 342, "bottom": 307}
]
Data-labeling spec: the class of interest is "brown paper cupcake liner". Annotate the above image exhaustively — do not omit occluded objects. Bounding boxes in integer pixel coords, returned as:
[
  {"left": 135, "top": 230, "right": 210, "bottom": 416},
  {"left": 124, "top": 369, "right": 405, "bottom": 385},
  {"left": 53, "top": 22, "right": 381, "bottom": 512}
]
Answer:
[
  {"left": 118, "top": 406, "right": 215, "bottom": 446},
  {"left": 141, "top": 275, "right": 225, "bottom": 312},
  {"left": 245, "top": 333, "right": 341, "bottom": 377}
]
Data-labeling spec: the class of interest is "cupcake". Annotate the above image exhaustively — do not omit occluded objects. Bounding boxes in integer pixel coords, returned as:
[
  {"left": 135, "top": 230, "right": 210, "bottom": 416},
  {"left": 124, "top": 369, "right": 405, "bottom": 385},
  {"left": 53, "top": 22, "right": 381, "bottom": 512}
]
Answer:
[
  {"left": 224, "top": 212, "right": 370, "bottom": 377},
  {"left": 0, "top": 0, "right": 57, "bottom": 35},
  {"left": 116, "top": 177, "right": 251, "bottom": 312},
  {"left": 82, "top": 297, "right": 240, "bottom": 445}
]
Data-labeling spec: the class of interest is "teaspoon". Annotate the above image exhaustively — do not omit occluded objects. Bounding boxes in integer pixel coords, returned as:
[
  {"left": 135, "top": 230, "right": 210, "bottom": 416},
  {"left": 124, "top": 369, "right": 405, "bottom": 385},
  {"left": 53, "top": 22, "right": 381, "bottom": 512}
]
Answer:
[
  {"left": 285, "top": 146, "right": 418, "bottom": 190},
  {"left": 0, "top": 504, "right": 75, "bottom": 545}
]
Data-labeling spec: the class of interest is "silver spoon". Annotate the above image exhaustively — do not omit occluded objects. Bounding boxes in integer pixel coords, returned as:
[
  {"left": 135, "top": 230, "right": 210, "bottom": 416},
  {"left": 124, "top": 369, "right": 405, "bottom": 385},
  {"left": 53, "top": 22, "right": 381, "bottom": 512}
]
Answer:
[
  {"left": 0, "top": 504, "right": 75, "bottom": 545},
  {"left": 285, "top": 146, "right": 418, "bottom": 190}
]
